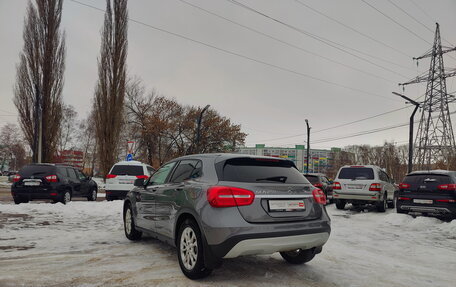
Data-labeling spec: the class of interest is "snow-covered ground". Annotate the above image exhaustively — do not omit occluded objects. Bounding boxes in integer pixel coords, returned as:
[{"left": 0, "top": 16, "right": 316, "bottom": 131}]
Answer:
[{"left": 0, "top": 202, "right": 454, "bottom": 287}]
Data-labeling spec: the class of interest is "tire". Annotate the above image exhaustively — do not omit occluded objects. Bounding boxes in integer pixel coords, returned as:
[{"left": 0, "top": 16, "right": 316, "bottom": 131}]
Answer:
[
  {"left": 335, "top": 199, "right": 346, "bottom": 210},
  {"left": 396, "top": 205, "right": 408, "bottom": 214},
  {"left": 387, "top": 199, "right": 395, "bottom": 208},
  {"left": 87, "top": 189, "right": 97, "bottom": 201},
  {"left": 280, "top": 248, "right": 316, "bottom": 264},
  {"left": 13, "top": 198, "right": 22, "bottom": 204},
  {"left": 61, "top": 191, "right": 71, "bottom": 205},
  {"left": 123, "top": 203, "right": 142, "bottom": 241},
  {"left": 177, "top": 219, "right": 212, "bottom": 279},
  {"left": 376, "top": 194, "right": 387, "bottom": 212}
]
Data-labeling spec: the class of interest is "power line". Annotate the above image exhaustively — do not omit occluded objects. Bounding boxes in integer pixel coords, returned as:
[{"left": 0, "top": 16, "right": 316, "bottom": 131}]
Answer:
[
  {"left": 177, "top": 0, "right": 397, "bottom": 83},
  {"left": 68, "top": 0, "right": 398, "bottom": 102},
  {"left": 293, "top": 0, "right": 411, "bottom": 58},
  {"left": 225, "top": 0, "right": 411, "bottom": 78},
  {"left": 360, "top": 0, "right": 432, "bottom": 45}
]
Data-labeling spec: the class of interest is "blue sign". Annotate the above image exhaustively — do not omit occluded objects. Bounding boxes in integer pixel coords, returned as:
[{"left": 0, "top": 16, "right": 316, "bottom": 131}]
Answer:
[{"left": 126, "top": 154, "right": 133, "bottom": 161}]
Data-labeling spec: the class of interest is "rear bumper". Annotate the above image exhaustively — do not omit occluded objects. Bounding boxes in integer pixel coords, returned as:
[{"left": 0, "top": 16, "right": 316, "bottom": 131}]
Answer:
[
  {"left": 105, "top": 190, "right": 129, "bottom": 198},
  {"left": 222, "top": 232, "right": 329, "bottom": 258},
  {"left": 398, "top": 204, "right": 456, "bottom": 215},
  {"left": 12, "top": 188, "right": 61, "bottom": 200},
  {"left": 333, "top": 192, "right": 381, "bottom": 201}
]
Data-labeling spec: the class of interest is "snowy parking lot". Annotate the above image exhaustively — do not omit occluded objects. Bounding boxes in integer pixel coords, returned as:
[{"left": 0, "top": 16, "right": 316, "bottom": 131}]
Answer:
[{"left": 0, "top": 201, "right": 455, "bottom": 287}]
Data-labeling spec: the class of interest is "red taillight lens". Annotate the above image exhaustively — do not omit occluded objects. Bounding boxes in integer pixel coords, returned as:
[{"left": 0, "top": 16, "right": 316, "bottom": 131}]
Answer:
[
  {"left": 13, "top": 174, "right": 21, "bottom": 182},
  {"left": 437, "top": 184, "right": 456, "bottom": 191},
  {"left": 45, "top": 175, "right": 58, "bottom": 183},
  {"left": 399, "top": 183, "right": 410, "bottom": 189},
  {"left": 50, "top": 193, "right": 58, "bottom": 196},
  {"left": 314, "top": 183, "right": 323, "bottom": 188},
  {"left": 312, "top": 188, "right": 326, "bottom": 205},
  {"left": 436, "top": 199, "right": 456, "bottom": 203},
  {"left": 398, "top": 197, "right": 411, "bottom": 201},
  {"left": 136, "top": 175, "right": 149, "bottom": 179},
  {"left": 369, "top": 183, "right": 382, "bottom": 191},
  {"left": 333, "top": 182, "right": 341, "bottom": 190},
  {"left": 207, "top": 186, "right": 255, "bottom": 207},
  {"left": 106, "top": 174, "right": 117, "bottom": 179}
]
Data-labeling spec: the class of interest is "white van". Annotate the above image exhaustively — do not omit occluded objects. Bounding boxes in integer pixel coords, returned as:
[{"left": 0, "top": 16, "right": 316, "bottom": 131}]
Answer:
[
  {"left": 332, "top": 165, "right": 396, "bottom": 212},
  {"left": 105, "top": 161, "right": 155, "bottom": 201}
]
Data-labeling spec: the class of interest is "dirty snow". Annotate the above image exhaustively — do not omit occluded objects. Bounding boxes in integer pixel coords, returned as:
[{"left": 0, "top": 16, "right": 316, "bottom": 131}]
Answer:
[{"left": 0, "top": 201, "right": 454, "bottom": 287}]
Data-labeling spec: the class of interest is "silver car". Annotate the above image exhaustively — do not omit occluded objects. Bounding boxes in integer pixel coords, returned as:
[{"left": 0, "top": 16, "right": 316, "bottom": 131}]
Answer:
[
  {"left": 332, "top": 165, "right": 396, "bottom": 211},
  {"left": 123, "top": 154, "right": 331, "bottom": 279}
]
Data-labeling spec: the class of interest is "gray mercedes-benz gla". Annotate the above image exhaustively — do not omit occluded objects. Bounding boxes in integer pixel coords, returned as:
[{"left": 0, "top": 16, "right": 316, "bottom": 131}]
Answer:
[{"left": 123, "top": 154, "right": 331, "bottom": 279}]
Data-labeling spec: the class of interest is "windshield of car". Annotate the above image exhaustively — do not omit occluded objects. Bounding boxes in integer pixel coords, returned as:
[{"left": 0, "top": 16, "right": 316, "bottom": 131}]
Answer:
[
  {"left": 338, "top": 167, "right": 374, "bottom": 180},
  {"left": 19, "top": 165, "right": 56, "bottom": 177},
  {"left": 218, "top": 157, "right": 309, "bottom": 184},
  {"left": 304, "top": 175, "right": 319, "bottom": 184},
  {"left": 110, "top": 165, "right": 143, "bottom": 176}
]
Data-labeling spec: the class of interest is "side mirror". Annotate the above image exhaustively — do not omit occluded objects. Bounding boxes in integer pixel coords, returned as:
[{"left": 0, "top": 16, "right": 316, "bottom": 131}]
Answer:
[{"left": 134, "top": 178, "right": 145, "bottom": 187}]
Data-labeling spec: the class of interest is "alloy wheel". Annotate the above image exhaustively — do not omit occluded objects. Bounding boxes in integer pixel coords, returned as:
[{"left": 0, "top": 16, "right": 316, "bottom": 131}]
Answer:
[
  {"left": 125, "top": 208, "right": 132, "bottom": 235},
  {"left": 180, "top": 227, "right": 198, "bottom": 270}
]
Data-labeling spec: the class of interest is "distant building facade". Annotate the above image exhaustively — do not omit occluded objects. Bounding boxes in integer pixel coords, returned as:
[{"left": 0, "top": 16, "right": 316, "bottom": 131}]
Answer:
[
  {"left": 57, "top": 150, "right": 84, "bottom": 169},
  {"left": 236, "top": 144, "right": 340, "bottom": 173}
]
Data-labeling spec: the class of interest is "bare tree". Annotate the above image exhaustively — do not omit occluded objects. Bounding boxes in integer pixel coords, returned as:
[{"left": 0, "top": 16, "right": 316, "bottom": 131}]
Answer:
[
  {"left": 57, "top": 104, "right": 78, "bottom": 152},
  {"left": 93, "top": 0, "right": 128, "bottom": 177},
  {"left": 13, "top": 0, "right": 65, "bottom": 162},
  {"left": 0, "top": 123, "right": 29, "bottom": 171}
]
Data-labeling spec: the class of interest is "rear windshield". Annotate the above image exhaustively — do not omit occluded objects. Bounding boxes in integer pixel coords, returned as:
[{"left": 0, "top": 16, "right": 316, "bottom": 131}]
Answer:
[
  {"left": 338, "top": 167, "right": 374, "bottom": 180},
  {"left": 110, "top": 165, "right": 143, "bottom": 176},
  {"left": 304, "top": 175, "right": 319, "bottom": 184},
  {"left": 19, "top": 165, "right": 56, "bottom": 177},
  {"left": 217, "top": 158, "right": 308, "bottom": 184},
  {"left": 403, "top": 174, "right": 452, "bottom": 185}
]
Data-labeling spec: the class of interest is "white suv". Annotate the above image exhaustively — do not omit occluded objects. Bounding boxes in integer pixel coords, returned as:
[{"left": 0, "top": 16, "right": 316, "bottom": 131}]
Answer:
[
  {"left": 332, "top": 165, "right": 396, "bottom": 212},
  {"left": 105, "top": 161, "right": 155, "bottom": 201}
]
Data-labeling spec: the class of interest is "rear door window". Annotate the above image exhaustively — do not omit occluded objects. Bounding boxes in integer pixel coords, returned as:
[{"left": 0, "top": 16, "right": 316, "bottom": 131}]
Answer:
[
  {"left": 170, "top": 160, "right": 202, "bottom": 183},
  {"left": 217, "top": 158, "right": 308, "bottom": 184},
  {"left": 338, "top": 167, "right": 374, "bottom": 180},
  {"left": 67, "top": 168, "right": 78, "bottom": 180},
  {"left": 110, "top": 165, "right": 143, "bottom": 176}
]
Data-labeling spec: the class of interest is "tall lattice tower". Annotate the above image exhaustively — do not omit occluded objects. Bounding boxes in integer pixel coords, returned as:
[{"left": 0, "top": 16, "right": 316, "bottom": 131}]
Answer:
[{"left": 400, "top": 23, "right": 456, "bottom": 169}]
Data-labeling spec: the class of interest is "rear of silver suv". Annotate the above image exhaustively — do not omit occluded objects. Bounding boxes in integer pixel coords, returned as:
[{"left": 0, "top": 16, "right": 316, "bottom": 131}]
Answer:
[{"left": 332, "top": 165, "right": 396, "bottom": 212}]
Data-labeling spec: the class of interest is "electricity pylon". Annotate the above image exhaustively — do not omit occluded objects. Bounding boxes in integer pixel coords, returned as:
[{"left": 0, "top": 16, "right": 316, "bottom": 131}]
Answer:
[{"left": 400, "top": 23, "right": 456, "bottom": 169}]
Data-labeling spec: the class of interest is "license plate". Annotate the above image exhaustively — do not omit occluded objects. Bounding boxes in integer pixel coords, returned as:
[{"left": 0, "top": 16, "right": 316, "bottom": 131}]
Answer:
[
  {"left": 120, "top": 181, "right": 134, "bottom": 184},
  {"left": 24, "top": 181, "right": 40, "bottom": 186},
  {"left": 269, "top": 200, "right": 305, "bottom": 211},
  {"left": 347, "top": 184, "right": 363, "bottom": 189},
  {"left": 413, "top": 199, "right": 433, "bottom": 204}
]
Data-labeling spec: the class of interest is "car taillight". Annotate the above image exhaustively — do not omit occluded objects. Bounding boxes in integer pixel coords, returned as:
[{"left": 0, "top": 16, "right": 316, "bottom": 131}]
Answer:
[
  {"left": 312, "top": 188, "right": 326, "bottom": 205},
  {"left": 207, "top": 186, "right": 255, "bottom": 207},
  {"left": 333, "top": 182, "right": 341, "bottom": 190},
  {"left": 13, "top": 174, "right": 21, "bottom": 182},
  {"left": 398, "top": 197, "right": 411, "bottom": 200},
  {"left": 136, "top": 175, "right": 149, "bottom": 179},
  {"left": 106, "top": 174, "right": 117, "bottom": 179},
  {"left": 399, "top": 183, "right": 410, "bottom": 189},
  {"left": 436, "top": 199, "right": 456, "bottom": 203},
  {"left": 369, "top": 183, "right": 382, "bottom": 191},
  {"left": 437, "top": 184, "right": 456, "bottom": 191},
  {"left": 314, "top": 183, "right": 323, "bottom": 188},
  {"left": 45, "top": 175, "right": 58, "bottom": 183}
]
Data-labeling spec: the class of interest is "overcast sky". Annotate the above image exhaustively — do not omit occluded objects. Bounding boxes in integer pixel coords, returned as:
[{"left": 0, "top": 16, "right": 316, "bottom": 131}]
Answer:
[{"left": 1, "top": 0, "right": 455, "bottom": 150}]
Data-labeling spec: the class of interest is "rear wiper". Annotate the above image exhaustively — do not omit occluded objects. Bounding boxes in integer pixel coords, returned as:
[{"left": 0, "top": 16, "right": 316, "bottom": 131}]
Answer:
[{"left": 256, "top": 176, "right": 287, "bottom": 183}]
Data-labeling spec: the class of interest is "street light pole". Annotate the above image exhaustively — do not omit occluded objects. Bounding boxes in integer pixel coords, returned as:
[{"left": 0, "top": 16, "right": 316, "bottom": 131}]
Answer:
[
  {"left": 392, "top": 92, "right": 421, "bottom": 173},
  {"left": 195, "top": 104, "right": 210, "bottom": 154},
  {"left": 305, "top": 119, "right": 310, "bottom": 174}
]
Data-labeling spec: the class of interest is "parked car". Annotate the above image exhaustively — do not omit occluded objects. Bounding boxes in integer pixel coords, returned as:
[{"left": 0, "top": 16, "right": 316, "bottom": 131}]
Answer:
[
  {"left": 105, "top": 160, "right": 155, "bottom": 201},
  {"left": 123, "top": 154, "right": 330, "bottom": 279},
  {"left": 11, "top": 163, "right": 98, "bottom": 204},
  {"left": 332, "top": 165, "right": 396, "bottom": 212},
  {"left": 396, "top": 170, "right": 456, "bottom": 219},
  {"left": 304, "top": 173, "right": 333, "bottom": 204}
]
